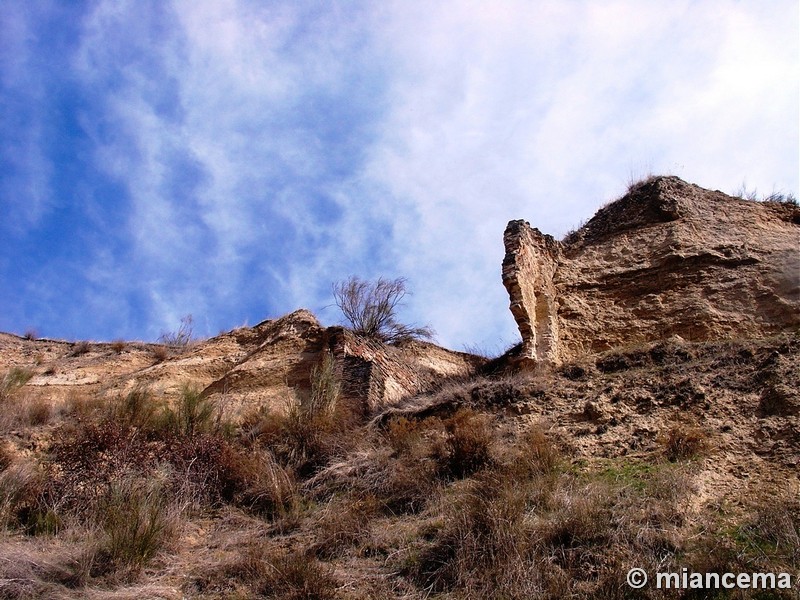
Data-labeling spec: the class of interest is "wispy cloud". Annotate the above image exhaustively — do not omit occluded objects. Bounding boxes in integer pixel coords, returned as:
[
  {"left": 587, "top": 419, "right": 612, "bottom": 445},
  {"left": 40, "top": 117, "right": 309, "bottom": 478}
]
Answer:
[{"left": 1, "top": 0, "right": 797, "bottom": 348}]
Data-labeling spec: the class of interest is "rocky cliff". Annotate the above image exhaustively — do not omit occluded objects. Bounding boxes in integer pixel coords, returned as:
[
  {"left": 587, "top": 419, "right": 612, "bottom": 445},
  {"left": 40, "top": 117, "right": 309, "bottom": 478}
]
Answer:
[
  {"left": 0, "top": 310, "right": 481, "bottom": 420},
  {"left": 503, "top": 176, "right": 800, "bottom": 366}
]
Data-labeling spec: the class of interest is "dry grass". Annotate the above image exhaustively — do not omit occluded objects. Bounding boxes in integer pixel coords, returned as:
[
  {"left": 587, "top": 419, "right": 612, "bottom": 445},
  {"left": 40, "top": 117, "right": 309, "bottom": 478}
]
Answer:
[
  {"left": 406, "top": 471, "right": 532, "bottom": 595},
  {"left": 438, "top": 408, "right": 495, "bottom": 479},
  {"left": 151, "top": 345, "right": 170, "bottom": 363},
  {"left": 26, "top": 397, "right": 53, "bottom": 426},
  {"left": 158, "top": 314, "right": 195, "bottom": 348},
  {"left": 311, "top": 495, "right": 378, "bottom": 558},
  {"left": 89, "top": 477, "right": 182, "bottom": 576},
  {"left": 64, "top": 391, "right": 107, "bottom": 420},
  {"left": 660, "top": 421, "right": 710, "bottom": 461},
  {"left": 0, "top": 395, "right": 57, "bottom": 434},
  {"left": 0, "top": 335, "right": 794, "bottom": 599},
  {"left": 198, "top": 545, "right": 339, "bottom": 599},
  {"left": 0, "top": 460, "right": 43, "bottom": 530},
  {"left": 70, "top": 340, "right": 91, "bottom": 357}
]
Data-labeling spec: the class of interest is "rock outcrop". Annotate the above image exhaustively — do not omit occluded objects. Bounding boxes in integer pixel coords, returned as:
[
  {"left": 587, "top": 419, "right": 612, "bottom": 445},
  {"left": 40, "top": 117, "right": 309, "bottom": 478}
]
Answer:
[
  {"left": 503, "top": 176, "right": 800, "bottom": 366},
  {"left": 202, "top": 310, "right": 481, "bottom": 414},
  {"left": 4, "top": 309, "right": 481, "bottom": 418}
]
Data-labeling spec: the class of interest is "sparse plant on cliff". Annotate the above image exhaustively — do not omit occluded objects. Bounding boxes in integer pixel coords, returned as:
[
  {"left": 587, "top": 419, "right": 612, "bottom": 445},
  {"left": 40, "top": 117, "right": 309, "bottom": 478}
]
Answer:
[
  {"left": 332, "top": 276, "right": 434, "bottom": 344},
  {"left": 0, "top": 368, "right": 33, "bottom": 402},
  {"left": 158, "top": 314, "right": 195, "bottom": 348}
]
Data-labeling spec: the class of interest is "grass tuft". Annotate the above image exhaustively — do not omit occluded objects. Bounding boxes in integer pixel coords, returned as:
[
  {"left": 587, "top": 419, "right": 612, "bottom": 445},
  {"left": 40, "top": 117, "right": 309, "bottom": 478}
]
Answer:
[
  {"left": 90, "top": 477, "right": 180, "bottom": 574},
  {"left": 661, "top": 421, "right": 710, "bottom": 461},
  {"left": 0, "top": 367, "right": 34, "bottom": 401}
]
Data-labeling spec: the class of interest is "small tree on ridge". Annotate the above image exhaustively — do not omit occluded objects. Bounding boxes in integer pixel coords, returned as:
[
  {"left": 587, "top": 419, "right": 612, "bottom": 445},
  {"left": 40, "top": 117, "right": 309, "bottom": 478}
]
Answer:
[{"left": 332, "top": 276, "right": 434, "bottom": 344}]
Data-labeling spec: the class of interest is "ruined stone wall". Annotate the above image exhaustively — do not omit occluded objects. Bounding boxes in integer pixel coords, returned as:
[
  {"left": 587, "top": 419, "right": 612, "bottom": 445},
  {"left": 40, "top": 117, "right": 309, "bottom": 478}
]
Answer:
[{"left": 325, "top": 327, "right": 481, "bottom": 411}]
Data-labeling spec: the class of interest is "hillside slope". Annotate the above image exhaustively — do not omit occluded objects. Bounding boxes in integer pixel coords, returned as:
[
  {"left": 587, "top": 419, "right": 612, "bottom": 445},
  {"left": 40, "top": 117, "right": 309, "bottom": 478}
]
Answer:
[{"left": 0, "top": 178, "right": 797, "bottom": 599}]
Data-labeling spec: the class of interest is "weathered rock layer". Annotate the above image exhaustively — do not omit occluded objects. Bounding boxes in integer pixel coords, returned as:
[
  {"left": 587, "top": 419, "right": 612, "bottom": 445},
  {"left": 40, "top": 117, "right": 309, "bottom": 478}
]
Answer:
[
  {"left": 2, "top": 309, "right": 481, "bottom": 418},
  {"left": 503, "top": 176, "right": 800, "bottom": 366}
]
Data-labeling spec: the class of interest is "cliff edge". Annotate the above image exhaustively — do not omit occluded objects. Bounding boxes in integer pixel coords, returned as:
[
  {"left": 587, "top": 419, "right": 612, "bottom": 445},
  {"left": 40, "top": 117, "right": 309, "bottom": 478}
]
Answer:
[{"left": 503, "top": 176, "right": 800, "bottom": 366}]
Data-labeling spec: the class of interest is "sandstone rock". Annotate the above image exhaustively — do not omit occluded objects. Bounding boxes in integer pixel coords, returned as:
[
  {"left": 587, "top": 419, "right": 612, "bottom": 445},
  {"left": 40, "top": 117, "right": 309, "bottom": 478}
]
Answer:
[
  {"left": 503, "top": 176, "right": 800, "bottom": 366},
  {"left": 0, "top": 309, "right": 482, "bottom": 418}
]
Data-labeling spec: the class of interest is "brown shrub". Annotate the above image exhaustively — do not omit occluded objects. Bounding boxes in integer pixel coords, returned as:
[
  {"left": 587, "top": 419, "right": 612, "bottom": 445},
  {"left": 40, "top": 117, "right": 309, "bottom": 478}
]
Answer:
[
  {"left": 438, "top": 408, "right": 495, "bottom": 479},
  {"left": 110, "top": 340, "right": 127, "bottom": 353},
  {"left": 70, "top": 341, "right": 91, "bottom": 357},
  {"left": 47, "top": 419, "right": 157, "bottom": 513},
  {"left": 385, "top": 416, "right": 424, "bottom": 457},
  {"left": 312, "top": 495, "right": 378, "bottom": 558},
  {"left": 661, "top": 422, "right": 710, "bottom": 461}
]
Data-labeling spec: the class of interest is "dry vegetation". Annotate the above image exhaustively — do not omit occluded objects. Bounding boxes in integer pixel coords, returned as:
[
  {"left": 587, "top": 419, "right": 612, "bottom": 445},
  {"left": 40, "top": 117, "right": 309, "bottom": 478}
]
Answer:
[{"left": 0, "top": 335, "right": 798, "bottom": 599}]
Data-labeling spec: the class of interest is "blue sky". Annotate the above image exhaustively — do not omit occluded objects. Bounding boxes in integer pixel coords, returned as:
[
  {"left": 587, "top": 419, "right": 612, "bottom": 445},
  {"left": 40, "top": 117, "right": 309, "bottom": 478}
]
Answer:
[{"left": 2, "top": 1, "right": 798, "bottom": 352}]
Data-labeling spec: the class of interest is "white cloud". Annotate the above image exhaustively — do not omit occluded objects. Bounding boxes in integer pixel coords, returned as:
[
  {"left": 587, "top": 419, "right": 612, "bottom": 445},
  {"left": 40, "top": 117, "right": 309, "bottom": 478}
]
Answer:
[
  {"left": 349, "top": 0, "right": 799, "bottom": 348},
  {"left": 22, "top": 0, "right": 795, "bottom": 346}
]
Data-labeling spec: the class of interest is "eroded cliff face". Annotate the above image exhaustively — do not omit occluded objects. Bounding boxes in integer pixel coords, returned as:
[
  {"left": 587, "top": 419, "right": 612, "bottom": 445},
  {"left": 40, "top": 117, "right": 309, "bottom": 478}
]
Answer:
[
  {"left": 503, "top": 176, "right": 800, "bottom": 366},
  {"left": 501, "top": 221, "right": 561, "bottom": 366}
]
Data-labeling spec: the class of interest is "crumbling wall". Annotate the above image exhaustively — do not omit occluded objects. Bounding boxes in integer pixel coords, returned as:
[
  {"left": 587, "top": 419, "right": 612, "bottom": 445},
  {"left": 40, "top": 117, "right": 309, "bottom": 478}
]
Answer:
[
  {"left": 324, "top": 327, "right": 481, "bottom": 412},
  {"left": 502, "top": 220, "right": 562, "bottom": 366}
]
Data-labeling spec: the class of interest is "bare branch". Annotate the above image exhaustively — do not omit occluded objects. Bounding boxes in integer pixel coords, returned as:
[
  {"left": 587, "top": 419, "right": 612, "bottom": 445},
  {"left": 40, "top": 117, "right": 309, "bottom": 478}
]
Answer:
[{"left": 332, "top": 277, "right": 434, "bottom": 344}]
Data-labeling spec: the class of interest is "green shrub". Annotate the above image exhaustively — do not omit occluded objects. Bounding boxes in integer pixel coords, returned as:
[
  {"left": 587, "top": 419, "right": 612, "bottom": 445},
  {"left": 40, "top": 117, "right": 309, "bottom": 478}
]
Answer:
[
  {"left": 161, "top": 385, "right": 215, "bottom": 438},
  {"left": 114, "top": 385, "right": 160, "bottom": 430},
  {"left": 0, "top": 368, "right": 33, "bottom": 401},
  {"left": 265, "top": 353, "right": 348, "bottom": 475},
  {"left": 91, "top": 477, "right": 179, "bottom": 574}
]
